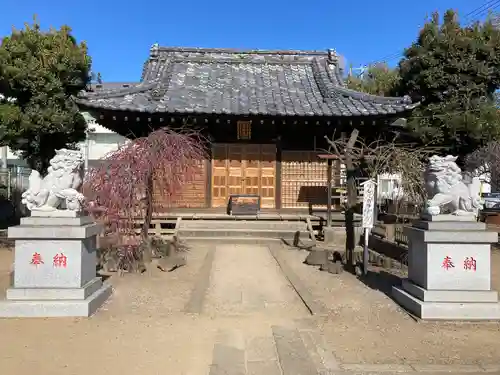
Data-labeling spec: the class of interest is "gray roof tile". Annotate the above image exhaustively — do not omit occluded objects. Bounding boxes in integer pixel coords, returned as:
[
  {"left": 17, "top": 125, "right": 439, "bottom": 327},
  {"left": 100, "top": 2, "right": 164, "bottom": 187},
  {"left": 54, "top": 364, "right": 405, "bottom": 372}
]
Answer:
[{"left": 77, "top": 46, "right": 417, "bottom": 117}]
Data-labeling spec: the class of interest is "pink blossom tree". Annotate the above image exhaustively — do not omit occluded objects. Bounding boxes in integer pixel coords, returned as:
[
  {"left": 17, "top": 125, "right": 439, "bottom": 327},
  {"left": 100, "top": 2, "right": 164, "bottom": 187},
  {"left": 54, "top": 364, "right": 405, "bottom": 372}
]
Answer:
[{"left": 83, "top": 127, "right": 207, "bottom": 272}]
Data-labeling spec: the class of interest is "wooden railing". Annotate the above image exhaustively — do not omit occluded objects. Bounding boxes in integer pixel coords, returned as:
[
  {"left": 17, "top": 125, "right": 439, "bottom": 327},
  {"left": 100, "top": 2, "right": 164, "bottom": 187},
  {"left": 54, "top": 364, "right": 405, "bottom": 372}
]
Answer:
[
  {"left": 394, "top": 225, "right": 408, "bottom": 246},
  {"left": 132, "top": 217, "right": 178, "bottom": 237},
  {"left": 372, "top": 222, "right": 408, "bottom": 246},
  {"left": 369, "top": 222, "right": 409, "bottom": 266}
]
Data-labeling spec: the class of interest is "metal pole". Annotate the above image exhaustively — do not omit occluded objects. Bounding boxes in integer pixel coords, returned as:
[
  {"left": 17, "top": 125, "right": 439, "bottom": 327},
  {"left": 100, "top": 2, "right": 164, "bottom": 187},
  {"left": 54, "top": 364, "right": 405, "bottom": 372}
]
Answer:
[
  {"left": 326, "top": 159, "right": 332, "bottom": 227},
  {"left": 373, "top": 180, "right": 379, "bottom": 227},
  {"left": 7, "top": 169, "right": 11, "bottom": 199},
  {"left": 363, "top": 227, "right": 369, "bottom": 275}
]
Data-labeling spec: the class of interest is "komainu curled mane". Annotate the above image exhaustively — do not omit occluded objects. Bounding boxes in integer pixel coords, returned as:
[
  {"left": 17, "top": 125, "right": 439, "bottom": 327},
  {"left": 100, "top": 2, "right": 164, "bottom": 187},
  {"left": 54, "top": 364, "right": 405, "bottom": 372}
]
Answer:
[
  {"left": 424, "top": 155, "right": 482, "bottom": 216},
  {"left": 21, "top": 149, "right": 85, "bottom": 212}
]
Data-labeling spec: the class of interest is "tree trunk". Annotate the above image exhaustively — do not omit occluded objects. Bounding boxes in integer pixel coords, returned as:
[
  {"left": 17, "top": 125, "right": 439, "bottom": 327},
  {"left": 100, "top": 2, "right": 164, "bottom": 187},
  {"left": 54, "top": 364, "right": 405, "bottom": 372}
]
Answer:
[
  {"left": 140, "top": 173, "right": 154, "bottom": 273},
  {"left": 344, "top": 129, "right": 359, "bottom": 272},
  {"left": 345, "top": 152, "right": 357, "bottom": 270}
]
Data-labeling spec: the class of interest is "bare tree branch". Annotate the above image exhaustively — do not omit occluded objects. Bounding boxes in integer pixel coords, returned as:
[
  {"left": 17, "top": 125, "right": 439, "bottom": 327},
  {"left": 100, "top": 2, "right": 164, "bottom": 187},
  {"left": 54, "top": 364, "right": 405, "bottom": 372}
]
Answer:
[
  {"left": 323, "top": 133, "right": 441, "bottom": 208},
  {"left": 466, "top": 141, "right": 500, "bottom": 190}
]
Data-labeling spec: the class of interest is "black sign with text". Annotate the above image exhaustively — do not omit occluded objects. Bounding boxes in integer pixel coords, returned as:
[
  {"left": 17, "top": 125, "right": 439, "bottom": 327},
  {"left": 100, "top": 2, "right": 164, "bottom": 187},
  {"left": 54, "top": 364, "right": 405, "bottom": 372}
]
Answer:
[{"left": 228, "top": 194, "right": 261, "bottom": 215}]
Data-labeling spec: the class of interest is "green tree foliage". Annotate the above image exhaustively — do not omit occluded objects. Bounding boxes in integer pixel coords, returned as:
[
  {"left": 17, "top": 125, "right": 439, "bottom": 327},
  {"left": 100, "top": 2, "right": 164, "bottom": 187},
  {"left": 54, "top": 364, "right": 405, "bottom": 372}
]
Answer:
[
  {"left": 346, "top": 63, "right": 400, "bottom": 96},
  {"left": 0, "top": 20, "right": 91, "bottom": 172},
  {"left": 397, "top": 10, "right": 500, "bottom": 159}
]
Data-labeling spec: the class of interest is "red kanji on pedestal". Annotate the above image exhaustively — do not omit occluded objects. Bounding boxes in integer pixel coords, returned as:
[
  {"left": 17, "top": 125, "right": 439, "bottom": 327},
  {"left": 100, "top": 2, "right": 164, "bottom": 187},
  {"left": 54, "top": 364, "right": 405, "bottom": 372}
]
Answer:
[
  {"left": 30, "top": 252, "right": 44, "bottom": 266},
  {"left": 442, "top": 256, "right": 455, "bottom": 270},
  {"left": 464, "top": 257, "right": 477, "bottom": 271},
  {"left": 53, "top": 253, "right": 67, "bottom": 268}
]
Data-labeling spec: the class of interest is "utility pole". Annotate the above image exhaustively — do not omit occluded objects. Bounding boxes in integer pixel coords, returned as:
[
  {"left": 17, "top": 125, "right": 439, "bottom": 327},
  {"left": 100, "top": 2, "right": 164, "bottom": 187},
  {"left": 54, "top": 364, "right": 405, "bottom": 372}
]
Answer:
[
  {"left": 324, "top": 129, "right": 359, "bottom": 272},
  {"left": 349, "top": 65, "right": 368, "bottom": 78}
]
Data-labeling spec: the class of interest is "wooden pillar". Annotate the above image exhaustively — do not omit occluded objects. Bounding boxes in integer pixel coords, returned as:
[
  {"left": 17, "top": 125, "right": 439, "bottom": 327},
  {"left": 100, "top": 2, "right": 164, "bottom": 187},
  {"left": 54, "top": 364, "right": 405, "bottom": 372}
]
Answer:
[
  {"left": 205, "top": 154, "right": 212, "bottom": 208},
  {"left": 275, "top": 138, "right": 282, "bottom": 209},
  {"left": 326, "top": 159, "right": 333, "bottom": 227}
]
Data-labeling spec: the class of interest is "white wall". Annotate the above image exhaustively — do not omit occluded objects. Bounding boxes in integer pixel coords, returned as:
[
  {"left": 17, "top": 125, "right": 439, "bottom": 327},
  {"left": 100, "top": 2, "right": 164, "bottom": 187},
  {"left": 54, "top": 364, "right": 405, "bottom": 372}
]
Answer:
[
  {"left": 2, "top": 112, "right": 127, "bottom": 169},
  {"left": 377, "top": 173, "right": 402, "bottom": 200},
  {"left": 475, "top": 170, "right": 492, "bottom": 194},
  {"left": 375, "top": 170, "right": 492, "bottom": 201},
  {"left": 81, "top": 113, "right": 128, "bottom": 167}
]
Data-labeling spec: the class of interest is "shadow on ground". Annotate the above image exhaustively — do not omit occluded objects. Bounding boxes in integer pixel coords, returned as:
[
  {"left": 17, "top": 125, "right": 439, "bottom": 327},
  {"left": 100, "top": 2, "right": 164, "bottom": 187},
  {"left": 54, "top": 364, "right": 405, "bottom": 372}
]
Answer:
[
  {"left": 280, "top": 237, "right": 315, "bottom": 250},
  {"left": 97, "top": 272, "right": 112, "bottom": 282},
  {"left": 356, "top": 269, "right": 403, "bottom": 298}
]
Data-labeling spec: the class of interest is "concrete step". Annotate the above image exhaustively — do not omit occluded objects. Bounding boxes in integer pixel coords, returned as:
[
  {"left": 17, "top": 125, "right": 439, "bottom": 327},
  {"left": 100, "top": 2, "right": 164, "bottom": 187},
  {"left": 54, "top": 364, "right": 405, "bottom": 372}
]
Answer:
[
  {"left": 177, "top": 228, "right": 310, "bottom": 239},
  {"left": 180, "top": 220, "right": 307, "bottom": 230},
  {"left": 181, "top": 237, "right": 284, "bottom": 245}
]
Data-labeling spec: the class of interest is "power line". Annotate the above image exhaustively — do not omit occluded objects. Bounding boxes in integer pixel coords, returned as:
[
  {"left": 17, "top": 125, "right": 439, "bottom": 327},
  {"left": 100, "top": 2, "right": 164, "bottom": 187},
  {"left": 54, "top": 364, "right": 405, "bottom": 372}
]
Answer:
[
  {"left": 465, "top": 0, "right": 500, "bottom": 26},
  {"left": 361, "top": 0, "right": 500, "bottom": 67},
  {"left": 463, "top": 0, "right": 500, "bottom": 23},
  {"left": 463, "top": 0, "right": 499, "bottom": 19}
]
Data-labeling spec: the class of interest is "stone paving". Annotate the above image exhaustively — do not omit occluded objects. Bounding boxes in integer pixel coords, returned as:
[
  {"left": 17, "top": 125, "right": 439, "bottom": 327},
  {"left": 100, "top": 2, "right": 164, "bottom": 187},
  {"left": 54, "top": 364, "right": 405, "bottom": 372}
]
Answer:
[
  {"left": 203, "top": 244, "right": 308, "bottom": 317},
  {"left": 203, "top": 244, "right": 322, "bottom": 374}
]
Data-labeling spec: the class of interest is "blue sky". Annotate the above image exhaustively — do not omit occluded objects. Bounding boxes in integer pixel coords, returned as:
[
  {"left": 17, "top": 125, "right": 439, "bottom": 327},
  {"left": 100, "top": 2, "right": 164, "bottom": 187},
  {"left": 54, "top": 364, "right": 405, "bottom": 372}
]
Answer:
[{"left": 0, "top": 0, "right": 494, "bottom": 82}]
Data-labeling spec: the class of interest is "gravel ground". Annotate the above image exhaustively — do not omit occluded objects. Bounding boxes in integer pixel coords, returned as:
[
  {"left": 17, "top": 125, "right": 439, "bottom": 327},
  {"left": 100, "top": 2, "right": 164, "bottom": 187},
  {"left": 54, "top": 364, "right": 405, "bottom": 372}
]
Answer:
[
  {"left": 2, "top": 238, "right": 500, "bottom": 373},
  {"left": 0, "top": 245, "right": 218, "bottom": 375},
  {"left": 100, "top": 245, "right": 210, "bottom": 317},
  {"left": 278, "top": 245, "right": 500, "bottom": 365},
  {"left": 0, "top": 244, "right": 311, "bottom": 375}
]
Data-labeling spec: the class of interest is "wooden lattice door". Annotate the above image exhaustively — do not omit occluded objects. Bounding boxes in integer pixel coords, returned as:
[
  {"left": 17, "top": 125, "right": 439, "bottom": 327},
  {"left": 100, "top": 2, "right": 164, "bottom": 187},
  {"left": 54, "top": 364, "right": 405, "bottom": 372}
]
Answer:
[
  {"left": 211, "top": 145, "right": 228, "bottom": 207},
  {"left": 242, "top": 144, "right": 260, "bottom": 196},
  {"left": 211, "top": 144, "right": 276, "bottom": 208},
  {"left": 281, "top": 151, "right": 329, "bottom": 209},
  {"left": 228, "top": 144, "right": 244, "bottom": 196},
  {"left": 259, "top": 145, "right": 276, "bottom": 208}
]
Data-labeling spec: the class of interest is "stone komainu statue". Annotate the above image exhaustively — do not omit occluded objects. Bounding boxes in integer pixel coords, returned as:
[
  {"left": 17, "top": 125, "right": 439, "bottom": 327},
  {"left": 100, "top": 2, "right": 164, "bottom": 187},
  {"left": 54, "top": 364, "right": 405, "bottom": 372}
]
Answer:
[
  {"left": 424, "top": 155, "right": 483, "bottom": 216},
  {"left": 21, "top": 149, "right": 85, "bottom": 212}
]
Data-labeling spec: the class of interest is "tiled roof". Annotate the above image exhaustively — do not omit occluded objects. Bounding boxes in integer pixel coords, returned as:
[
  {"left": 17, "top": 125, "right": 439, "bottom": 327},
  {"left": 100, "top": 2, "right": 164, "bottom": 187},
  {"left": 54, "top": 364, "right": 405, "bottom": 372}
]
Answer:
[
  {"left": 77, "top": 45, "right": 417, "bottom": 117},
  {"left": 89, "top": 82, "right": 136, "bottom": 90}
]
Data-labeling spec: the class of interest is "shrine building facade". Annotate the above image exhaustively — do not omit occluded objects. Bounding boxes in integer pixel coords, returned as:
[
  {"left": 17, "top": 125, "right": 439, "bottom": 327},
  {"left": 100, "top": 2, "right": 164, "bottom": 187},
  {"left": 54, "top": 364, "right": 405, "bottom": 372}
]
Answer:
[{"left": 76, "top": 45, "right": 417, "bottom": 210}]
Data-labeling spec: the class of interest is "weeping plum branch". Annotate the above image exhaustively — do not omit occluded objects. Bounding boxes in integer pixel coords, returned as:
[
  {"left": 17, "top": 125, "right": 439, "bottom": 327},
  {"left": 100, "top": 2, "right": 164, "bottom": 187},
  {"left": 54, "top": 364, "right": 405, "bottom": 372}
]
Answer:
[{"left": 83, "top": 127, "right": 207, "bottom": 271}]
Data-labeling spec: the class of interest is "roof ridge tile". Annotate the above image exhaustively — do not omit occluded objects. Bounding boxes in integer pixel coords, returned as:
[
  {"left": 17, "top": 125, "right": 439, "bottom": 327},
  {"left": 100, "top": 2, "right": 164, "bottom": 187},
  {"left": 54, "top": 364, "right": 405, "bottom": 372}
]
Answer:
[
  {"left": 77, "top": 46, "right": 418, "bottom": 117},
  {"left": 153, "top": 45, "right": 329, "bottom": 56}
]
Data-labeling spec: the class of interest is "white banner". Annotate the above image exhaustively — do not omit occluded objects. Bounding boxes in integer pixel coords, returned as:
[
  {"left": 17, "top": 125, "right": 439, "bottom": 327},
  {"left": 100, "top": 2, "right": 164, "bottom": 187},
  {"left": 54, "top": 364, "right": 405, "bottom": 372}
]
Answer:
[{"left": 361, "top": 179, "right": 376, "bottom": 229}]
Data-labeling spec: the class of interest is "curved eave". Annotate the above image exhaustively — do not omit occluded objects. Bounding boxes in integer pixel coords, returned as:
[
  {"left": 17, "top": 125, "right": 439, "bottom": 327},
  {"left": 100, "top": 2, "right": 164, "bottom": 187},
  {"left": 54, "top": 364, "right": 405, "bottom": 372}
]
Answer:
[
  {"left": 331, "top": 86, "right": 414, "bottom": 106},
  {"left": 75, "top": 58, "right": 419, "bottom": 118},
  {"left": 78, "top": 82, "right": 157, "bottom": 100},
  {"left": 76, "top": 97, "right": 418, "bottom": 118}
]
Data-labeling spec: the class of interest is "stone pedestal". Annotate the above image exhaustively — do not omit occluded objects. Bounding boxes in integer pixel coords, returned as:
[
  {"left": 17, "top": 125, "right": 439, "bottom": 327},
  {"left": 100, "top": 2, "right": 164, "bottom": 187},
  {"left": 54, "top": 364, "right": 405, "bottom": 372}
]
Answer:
[
  {"left": 323, "top": 227, "right": 337, "bottom": 245},
  {"left": 392, "top": 215, "right": 500, "bottom": 320},
  {"left": 0, "top": 215, "right": 112, "bottom": 317},
  {"left": 323, "top": 226, "right": 362, "bottom": 246}
]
